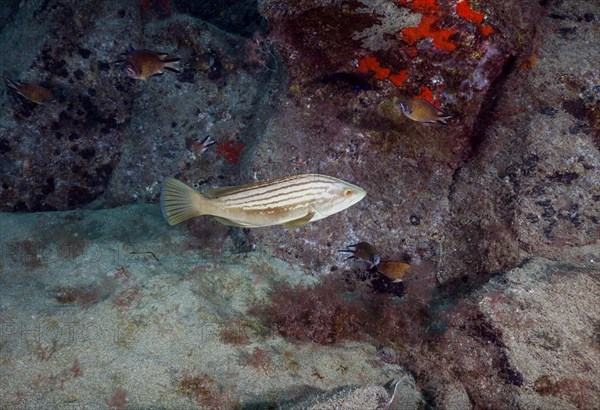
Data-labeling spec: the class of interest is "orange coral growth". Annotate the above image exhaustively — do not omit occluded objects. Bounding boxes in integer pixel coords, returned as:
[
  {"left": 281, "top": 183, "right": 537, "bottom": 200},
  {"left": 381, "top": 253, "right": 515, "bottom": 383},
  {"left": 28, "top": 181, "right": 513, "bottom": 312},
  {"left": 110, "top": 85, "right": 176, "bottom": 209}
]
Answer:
[
  {"left": 402, "top": 15, "right": 457, "bottom": 51},
  {"left": 389, "top": 70, "right": 410, "bottom": 86},
  {"left": 456, "top": 0, "right": 483, "bottom": 24},
  {"left": 357, "top": 55, "right": 375, "bottom": 73},
  {"left": 456, "top": 1, "right": 493, "bottom": 36},
  {"left": 406, "top": 46, "right": 418, "bottom": 57},
  {"left": 480, "top": 25, "right": 494, "bottom": 36},
  {"left": 216, "top": 140, "right": 244, "bottom": 164},
  {"left": 357, "top": 56, "right": 391, "bottom": 79},
  {"left": 396, "top": 0, "right": 441, "bottom": 14},
  {"left": 358, "top": 56, "right": 410, "bottom": 87},
  {"left": 415, "top": 86, "right": 435, "bottom": 104}
]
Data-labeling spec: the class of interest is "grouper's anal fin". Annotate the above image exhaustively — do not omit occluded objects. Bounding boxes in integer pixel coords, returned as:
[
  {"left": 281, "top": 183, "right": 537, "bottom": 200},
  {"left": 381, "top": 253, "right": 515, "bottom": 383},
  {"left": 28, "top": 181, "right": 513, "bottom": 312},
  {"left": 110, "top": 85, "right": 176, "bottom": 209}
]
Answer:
[
  {"left": 282, "top": 211, "right": 315, "bottom": 228},
  {"left": 213, "top": 216, "right": 256, "bottom": 228}
]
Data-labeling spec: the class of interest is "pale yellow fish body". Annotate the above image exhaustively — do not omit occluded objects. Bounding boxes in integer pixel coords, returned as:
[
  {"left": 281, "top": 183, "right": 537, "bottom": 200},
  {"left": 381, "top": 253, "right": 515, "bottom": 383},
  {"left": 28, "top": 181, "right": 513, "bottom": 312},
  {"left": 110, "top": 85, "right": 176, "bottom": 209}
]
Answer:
[
  {"left": 160, "top": 174, "right": 366, "bottom": 228},
  {"left": 122, "top": 49, "right": 180, "bottom": 80},
  {"left": 398, "top": 97, "right": 453, "bottom": 124},
  {"left": 5, "top": 79, "right": 55, "bottom": 104}
]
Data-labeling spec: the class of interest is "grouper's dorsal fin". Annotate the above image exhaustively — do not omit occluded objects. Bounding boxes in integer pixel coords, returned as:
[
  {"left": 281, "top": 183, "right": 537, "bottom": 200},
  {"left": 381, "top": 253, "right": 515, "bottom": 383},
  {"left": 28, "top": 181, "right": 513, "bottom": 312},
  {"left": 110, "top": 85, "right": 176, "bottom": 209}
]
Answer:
[
  {"left": 282, "top": 211, "right": 315, "bottom": 228},
  {"left": 203, "top": 176, "right": 310, "bottom": 199},
  {"left": 204, "top": 185, "right": 245, "bottom": 199}
]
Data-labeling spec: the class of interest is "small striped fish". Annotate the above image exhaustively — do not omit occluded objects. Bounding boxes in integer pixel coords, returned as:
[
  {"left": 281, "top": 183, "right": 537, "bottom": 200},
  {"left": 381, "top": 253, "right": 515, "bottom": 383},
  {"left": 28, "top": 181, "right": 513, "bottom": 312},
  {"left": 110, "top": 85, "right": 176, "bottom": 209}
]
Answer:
[{"left": 160, "top": 174, "right": 366, "bottom": 228}]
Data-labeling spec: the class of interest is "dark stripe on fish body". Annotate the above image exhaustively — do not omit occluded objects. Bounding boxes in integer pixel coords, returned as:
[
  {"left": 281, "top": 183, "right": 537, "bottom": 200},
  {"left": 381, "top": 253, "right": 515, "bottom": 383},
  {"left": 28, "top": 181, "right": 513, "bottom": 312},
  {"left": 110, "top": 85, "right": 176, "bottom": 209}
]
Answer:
[
  {"left": 219, "top": 179, "right": 311, "bottom": 202},
  {"left": 222, "top": 186, "right": 329, "bottom": 210},
  {"left": 221, "top": 182, "right": 327, "bottom": 206},
  {"left": 217, "top": 177, "right": 328, "bottom": 204},
  {"left": 240, "top": 191, "right": 326, "bottom": 210},
  {"left": 215, "top": 175, "right": 310, "bottom": 198}
]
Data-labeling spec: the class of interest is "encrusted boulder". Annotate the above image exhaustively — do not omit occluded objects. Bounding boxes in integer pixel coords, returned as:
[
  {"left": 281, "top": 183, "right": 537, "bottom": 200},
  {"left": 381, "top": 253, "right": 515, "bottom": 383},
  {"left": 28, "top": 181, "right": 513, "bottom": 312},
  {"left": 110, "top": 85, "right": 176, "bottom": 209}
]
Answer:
[
  {"left": 441, "top": 0, "right": 600, "bottom": 281},
  {"left": 0, "top": 0, "right": 280, "bottom": 212},
  {"left": 246, "top": 0, "right": 543, "bottom": 274}
]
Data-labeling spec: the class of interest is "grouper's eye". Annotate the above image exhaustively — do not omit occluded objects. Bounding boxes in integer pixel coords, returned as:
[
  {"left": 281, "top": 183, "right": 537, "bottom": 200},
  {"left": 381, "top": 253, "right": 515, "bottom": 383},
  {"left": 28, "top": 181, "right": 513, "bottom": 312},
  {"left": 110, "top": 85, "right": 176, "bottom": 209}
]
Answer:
[{"left": 344, "top": 188, "right": 353, "bottom": 198}]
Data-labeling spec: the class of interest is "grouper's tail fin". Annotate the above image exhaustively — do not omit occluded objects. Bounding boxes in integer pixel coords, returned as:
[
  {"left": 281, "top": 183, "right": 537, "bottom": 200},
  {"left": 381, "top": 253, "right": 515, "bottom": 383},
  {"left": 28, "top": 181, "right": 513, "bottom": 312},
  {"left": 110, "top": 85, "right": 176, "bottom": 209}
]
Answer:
[{"left": 160, "top": 177, "right": 207, "bottom": 225}]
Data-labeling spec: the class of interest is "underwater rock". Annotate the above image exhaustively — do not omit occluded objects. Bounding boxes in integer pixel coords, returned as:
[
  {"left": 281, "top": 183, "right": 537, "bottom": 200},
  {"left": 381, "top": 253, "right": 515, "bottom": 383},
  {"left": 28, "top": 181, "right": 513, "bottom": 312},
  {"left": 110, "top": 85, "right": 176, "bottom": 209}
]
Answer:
[
  {"left": 244, "top": 0, "right": 540, "bottom": 273},
  {"left": 257, "top": 0, "right": 535, "bottom": 135},
  {"left": 0, "top": 0, "right": 20, "bottom": 32},
  {"left": 247, "top": 0, "right": 598, "bottom": 278},
  {"left": 440, "top": 0, "right": 600, "bottom": 281},
  {"left": 477, "top": 258, "right": 600, "bottom": 408},
  {"left": 0, "top": 1, "right": 281, "bottom": 211},
  {"left": 172, "top": 0, "right": 266, "bottom": 37},
  {"left": 0, "top": 0, "right": 137, "bottom": 211},
  {"left": 284, "top": 383, "right": 421, "bottom": 410},
  {"left": 100, "top": 12, "right": 283, "bottom": 208},
  {"left": 2, "top": 1, "right": 598, "bottom": 409}
]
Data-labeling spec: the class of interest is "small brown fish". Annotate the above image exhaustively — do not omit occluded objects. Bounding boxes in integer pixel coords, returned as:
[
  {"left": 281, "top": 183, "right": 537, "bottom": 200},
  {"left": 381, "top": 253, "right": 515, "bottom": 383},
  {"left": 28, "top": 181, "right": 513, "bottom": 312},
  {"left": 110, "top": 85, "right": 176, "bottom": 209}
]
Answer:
[
  {"left": 5, "top": 79, "right": 55, "bottom": 104},
  {"left": 377, "top": 261, "right": 411, "bottom": 283},
  {"left": 118, "top": 49, "right": 180, "bottom": 80},
  {"left": 186, "top": 135, "right": 215, "bottom": 156},
  {"left": 339, "top": 241, "right": 381, "bottom": 268},
  {"left": 398, "top": 96, "right": 453, "bottom": 124}
]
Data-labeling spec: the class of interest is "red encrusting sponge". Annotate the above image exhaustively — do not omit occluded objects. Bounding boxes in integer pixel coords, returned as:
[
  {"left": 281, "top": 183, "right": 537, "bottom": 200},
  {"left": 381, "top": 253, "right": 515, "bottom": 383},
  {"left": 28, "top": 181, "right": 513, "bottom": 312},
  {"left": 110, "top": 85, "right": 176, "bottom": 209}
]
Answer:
[
  {"left": 358, "top": 56, "right": 410, "bottom": 87},
  {"left": 415, "top": 86, "right": 436, "bottom": 105},
  {"left": 456, "top": 0, "right": 484, "bottom": 24},
  {"left": 358, "top": 56, "right": 391, "bottom": 79},
  {"left": 401, "top": 14, "right": 458, "bottom": 51},
  {"left": 456, "top": 0, "right": 494, "bottom": 36},
  {"left": 215, "top": 140, "right": 245, "bottom": 165},
  {"left": 356, "top": 0, "right": 495, "bottom": 92},
  {"left": 389, "top": 70, "right": 410, "bottom": 87}
]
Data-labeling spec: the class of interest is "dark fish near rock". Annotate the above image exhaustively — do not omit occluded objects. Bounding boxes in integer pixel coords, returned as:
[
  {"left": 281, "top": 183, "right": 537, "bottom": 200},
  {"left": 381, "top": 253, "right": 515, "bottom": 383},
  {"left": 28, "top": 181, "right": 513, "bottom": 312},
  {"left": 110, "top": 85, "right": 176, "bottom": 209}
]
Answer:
[
  {"left": 322, "top": 72, "right": 373, "bottom": 93},
  {"left": 115, "top": 49, "right": 180, "bottom": 80},
  {"left": 186, "top": 135, "right": 216, "bottom": 156},
  {"left": 5, "top": 79, "right": 55, "bottom": 104},
  {"left": 339, "top": 241, "right": 381, "bottom": 268}
]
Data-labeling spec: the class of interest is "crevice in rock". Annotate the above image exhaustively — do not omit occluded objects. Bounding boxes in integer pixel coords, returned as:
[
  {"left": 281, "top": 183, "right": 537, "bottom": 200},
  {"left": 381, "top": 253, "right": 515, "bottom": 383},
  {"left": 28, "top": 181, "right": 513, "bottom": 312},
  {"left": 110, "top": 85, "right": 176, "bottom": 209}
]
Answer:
[
  {"left": 447, "top": 52, "right": 519, "bottom": 199},
  {"left": 437, "top": 271, "right": 498, "bottom": 300},
  {"left": 468, "top": 55, "right": 518, "bottom": 159}
]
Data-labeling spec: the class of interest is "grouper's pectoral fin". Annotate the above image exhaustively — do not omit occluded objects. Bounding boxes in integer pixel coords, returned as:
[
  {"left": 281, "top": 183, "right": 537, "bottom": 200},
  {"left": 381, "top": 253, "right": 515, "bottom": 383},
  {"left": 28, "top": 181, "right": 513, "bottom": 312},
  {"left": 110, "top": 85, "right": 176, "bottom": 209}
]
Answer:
[
  {"left": 213, "top": 216, "right": 256, "bottom": 228},
  {"left": 282, "top": 211, "right": 315, "bottom": 228}
]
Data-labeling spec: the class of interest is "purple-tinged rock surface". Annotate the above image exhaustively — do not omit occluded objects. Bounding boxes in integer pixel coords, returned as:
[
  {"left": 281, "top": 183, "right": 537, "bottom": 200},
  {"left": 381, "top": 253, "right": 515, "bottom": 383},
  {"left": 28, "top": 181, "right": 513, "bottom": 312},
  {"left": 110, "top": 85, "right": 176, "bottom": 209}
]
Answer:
[
  {"left": 441, "top": 0, "right": 600, "bottom": 281},
  {"left": 247, "top": 0, "right": 542, "bottom": 274}
]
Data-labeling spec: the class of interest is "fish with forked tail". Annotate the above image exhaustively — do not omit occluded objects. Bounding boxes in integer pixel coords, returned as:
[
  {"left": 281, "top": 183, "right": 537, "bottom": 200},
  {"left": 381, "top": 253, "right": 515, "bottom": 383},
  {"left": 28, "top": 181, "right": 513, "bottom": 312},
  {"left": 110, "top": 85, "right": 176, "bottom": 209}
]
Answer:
[
  {"left": 186, "top": 135, "right": 215, "bottom": 156},
  {"left": 339, "top": 242, "right": 381, "bottom": 269},
  {"left": 115, "top": 49, "right": 180, "bottom": 80},
  {"left": 160, "top": 174, "right": 366, "bottom": 228},
  {"left": 340, "top": 240, "right": 411, "bottom": 283},
  {"left": 397, "top": 95, "right": 453, "bottom": 124},
  {"left": 5, "top": 79, "right": 55, "bottom": 104}
]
